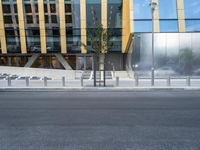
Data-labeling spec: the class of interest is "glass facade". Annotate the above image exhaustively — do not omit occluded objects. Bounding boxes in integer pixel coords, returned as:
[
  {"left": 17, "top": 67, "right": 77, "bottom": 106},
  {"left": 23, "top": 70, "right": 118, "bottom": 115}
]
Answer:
[
  {"left": 134, "top": 0, "right": 151, "bottom": 19},
  {"left": 5, "top": 28, "right": 21, "bottom": 53},
  {"left": 129, "top": 33, "right": 200, "bottom": 76},
  {"left": 184, "top": 0, "right": 200, "bottom": 31},
  {"left": 0, "top": 0, "right": 200, "bottom": 54},
  {"left": 159, "top": 0, "right": 178, "bottom": 32},
  {"left": 2, "top": 0, "right": 20, "bottom": 53},
  {"left": 86, "top": 0, "right": 101, "bottom": 50},
  {"left": 133, "top": 0, "right": 152, "bottom": 32},
  {"left": 107, "top": 0, "right": 122, "bottom": 51},
  {"left": 44, "top": 0, "right": 60, "bottom": 53},
  {"left": 24, "top": 0, "right": 41, "bottom": 53},
  {"left": 159, "top": 0, "right": 177, "bottom": 19},
  {"left": 66, "top": 0, "right": 81, "bottom": 52},
  {"left": 86, "top": 0, "right": 101, "bottom": 27},
  {"left": 185, "top": 20, "right": 200, "bottom": 32},
  {"left": 134, "top": 20, "right": 152, "bottom": 32},
  {"left": 160, "top": 20, "right": 178, "bottom": 32},
  {"left": 184, "top": 0, "right": 200, "bottom": 18}
]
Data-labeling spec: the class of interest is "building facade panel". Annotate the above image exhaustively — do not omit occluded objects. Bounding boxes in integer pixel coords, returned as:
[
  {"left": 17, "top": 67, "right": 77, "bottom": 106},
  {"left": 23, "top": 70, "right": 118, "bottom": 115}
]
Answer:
[
  {"left": 80, "top": 0, "right": 87, "bottom": 53},
  {"left": 0, "top": 0, "right": 199, "bottom": 58},
  {"left": 38, "top": 0, "right": 47, "bottom": 53},
  {"left": 0, "top": 0, "right": 7, "bottom": 54},
  {"left": 59, "top": 0, "right": 66, "bottom": 53},
  {"left": 17, "top": 0, "right": 27, "bottom": 54}
]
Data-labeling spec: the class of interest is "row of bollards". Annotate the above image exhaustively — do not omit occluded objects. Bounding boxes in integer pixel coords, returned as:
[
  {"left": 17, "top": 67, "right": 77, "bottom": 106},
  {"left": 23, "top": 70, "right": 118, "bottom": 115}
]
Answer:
[
  {"left": 114, "top": 76, "right": 192, "bottom": 87},
  {"left": 5, "top": 76, "right": 192, "bottom": 87},
  {"left": 7, "top": 76, "right": 67, "bottom": 87}
]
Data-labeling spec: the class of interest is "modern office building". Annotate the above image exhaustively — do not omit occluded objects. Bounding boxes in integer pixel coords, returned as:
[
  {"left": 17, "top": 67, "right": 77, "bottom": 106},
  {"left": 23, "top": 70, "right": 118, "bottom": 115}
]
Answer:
[{"left": 0, "top": 0, "right": 199, "bottom": 73}]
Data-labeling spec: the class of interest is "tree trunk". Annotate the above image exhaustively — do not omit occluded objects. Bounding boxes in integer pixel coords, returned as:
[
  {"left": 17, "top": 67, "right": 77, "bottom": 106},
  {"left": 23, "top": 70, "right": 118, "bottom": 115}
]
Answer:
[{"left": 99, "top": 53, "right": 105, "bottom": 81}]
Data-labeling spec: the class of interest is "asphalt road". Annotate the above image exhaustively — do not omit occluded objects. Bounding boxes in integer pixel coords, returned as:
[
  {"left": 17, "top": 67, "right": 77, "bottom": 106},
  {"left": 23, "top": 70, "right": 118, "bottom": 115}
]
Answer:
[{"left": 0, "top": 91, "right": 200, "bottom": 150}]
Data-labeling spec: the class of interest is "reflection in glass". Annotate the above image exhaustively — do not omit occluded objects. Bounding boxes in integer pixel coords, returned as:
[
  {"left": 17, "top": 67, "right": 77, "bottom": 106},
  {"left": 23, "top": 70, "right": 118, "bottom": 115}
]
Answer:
[
  {"left": 158, "top": 0, "right": 177, "bottom": 19},
  {"left": 129, "top": 33, "right": 200, "bottom": 76},
  {"left": 108, "top": 0, "right": 122, "bottom": 51},
  {"left": 67, "top": 0, "right": 81, "bottom": 52},
  {"left": 46, "top": 28, "right": 60, "bottom": 53},
  {"left": 185, "top": 20, "right": 200, "bottom": 32},
  {"left": 134, "top": 20, "right": 152, "bottom": 32},
  {"left": 86, "top": 0, "right": 101, "bottom": 27},
  {"left": 133, "top": 0, "right": 151, "bottom": 19},
  {"left": 6, "top": 28, "right": 21, "bottom": 53},
  {"left": 26, "top": 28, "right": 41, "bottom": 53},
  {"left": 184, "top": 0, "right": 200, "bottom": 19},
  {"left": 86, "top": 0, "right": 101, "bottom": 51},
  {"left": 160, "top": 20, "right": 178, "bottom": 32}
]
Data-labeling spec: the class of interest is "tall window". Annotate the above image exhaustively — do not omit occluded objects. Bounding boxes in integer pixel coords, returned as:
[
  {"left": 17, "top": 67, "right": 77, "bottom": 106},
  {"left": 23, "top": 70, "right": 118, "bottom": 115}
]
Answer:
[
  {"left": 158, "top": 0, "right": 178, "bottom": 32},
  {"left": 86, "top": 0, "right": 101, "bottom": 27},
  {"left": 184, "top": 0, "right": 200, "bottom": 31},
  {"left": 133, "top": 0, "right": 152, "bottom": 32},
  {"left": 86, "top": 0, "right": 101, "bottom": 46},
  {"left": 65, "top": 0, "right": 81, "bottom": 52},
  {"left": 2, "top": 0, "right": 20, "bottom": 53},
  {"left": 107, "top": 0, "right": 122, "bottom": 51}
]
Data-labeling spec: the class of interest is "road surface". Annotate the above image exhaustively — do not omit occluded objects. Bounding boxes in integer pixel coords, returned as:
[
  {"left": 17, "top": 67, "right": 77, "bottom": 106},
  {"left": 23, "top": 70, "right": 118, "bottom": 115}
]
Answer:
[{"left": 0, "top": 91, "right": 200, "bottom": 150}]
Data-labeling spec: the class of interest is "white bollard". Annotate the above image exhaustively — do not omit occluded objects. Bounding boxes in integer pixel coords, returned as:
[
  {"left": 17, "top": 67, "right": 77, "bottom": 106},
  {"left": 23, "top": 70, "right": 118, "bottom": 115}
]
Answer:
[
  {"left": 25, "top": 77, "right": 29, "bottom": 87},
  {"left": 135, "top": 76, "right": 139, "bottom": 87},
  {"left": 7, "top": 77, "right": 11, "bottom": 87},
  {"left": 116, "top": 77, "right": 119, "bottom": 87},
  {"left": 186, "top": 76, "right": 191, "bottom": 86},
  {"left": 81, "top": 77, "right": 84, "bottom": 87},
  {"left": 44, "top": 77, "right": 47, "bottom": 87},
  {"left": 167, "top": 76, "right": 171, "bottom": 86},
  {"left": 62, "top": 77, "right": 65, "bottom": 87}
]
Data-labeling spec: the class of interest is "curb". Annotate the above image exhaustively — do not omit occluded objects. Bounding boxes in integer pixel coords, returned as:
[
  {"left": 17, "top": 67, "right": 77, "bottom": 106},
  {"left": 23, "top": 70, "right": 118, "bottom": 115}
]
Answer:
[{"left": 0, "top": 87, "right": 200, "bottom": 92}]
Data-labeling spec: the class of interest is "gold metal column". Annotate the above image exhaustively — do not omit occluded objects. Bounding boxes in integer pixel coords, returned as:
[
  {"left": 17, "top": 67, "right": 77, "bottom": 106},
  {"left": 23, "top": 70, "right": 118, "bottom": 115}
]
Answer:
[
  {"left": 17, "top": 0, "right": 27, "bottom": 54},
  {"left": 59, "top": 0, "right": 67, "bottom": 53},
  {"left": 38, "top": 0, "right": 47, "bottom": 53},
  {"left": 153, "top": 0, "right": 160, "bottom": 32},
  {"left": 0, "top": 0, "right": 7, "bottom": 54},
  {"left": 130, "top": 0, "right": 134, "bottom": 33},
  {"left": 177, "top": 0, "right": 185, "bottom": 32},
  {"left": 80, "top": 0, "right": 87, "bottom": 53},
  {"left": 101, "top": 0, "right": 107, "bottom": 28},
  {"left": 122, "top": 0, "right": 131, "bottom": 53}
]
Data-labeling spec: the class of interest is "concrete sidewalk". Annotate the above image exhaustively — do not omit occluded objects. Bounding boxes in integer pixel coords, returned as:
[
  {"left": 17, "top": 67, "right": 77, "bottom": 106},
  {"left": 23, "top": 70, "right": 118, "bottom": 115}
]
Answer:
[{"left": 1, "top": 78, "right": 200, "bottom": 91}]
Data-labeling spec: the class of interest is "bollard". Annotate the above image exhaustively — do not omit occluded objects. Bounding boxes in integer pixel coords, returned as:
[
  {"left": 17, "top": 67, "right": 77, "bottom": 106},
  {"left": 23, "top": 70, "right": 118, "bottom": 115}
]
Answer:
[
  {"left": 25, "top": 77, "right": 29, "bottom": 87},
  {"left": 186, "top": 76, "right": 191, "bottom": 86},
  {"left": 44, "top": 76, "right": 47, "bottom": 87},
  {"left": 116, "top": 76, "right": 119, "bottom": 87},
  {"left": 167, "top": 76, "right": 171, "bottom": 86},
  {"left": 62, "top": 77, "right": 65, "bottom": 87},
  {"left": 81, "top": 76, "right": 84, "bottom": 87},
  {"left": 135, "top": 76, "right": 139, "bottom": 87},
  {"left": 151, "top": 69, "right": 154, "bottom": 86},
  {"left": 7, "top": 77, "right": 11, "bottom": 87}
]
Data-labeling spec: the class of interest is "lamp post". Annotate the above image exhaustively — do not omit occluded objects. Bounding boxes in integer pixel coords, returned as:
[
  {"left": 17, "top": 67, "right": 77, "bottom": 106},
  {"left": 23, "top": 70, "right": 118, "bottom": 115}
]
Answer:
[{"left": 150, "top": 1, "right": 157, "bottom": 86}]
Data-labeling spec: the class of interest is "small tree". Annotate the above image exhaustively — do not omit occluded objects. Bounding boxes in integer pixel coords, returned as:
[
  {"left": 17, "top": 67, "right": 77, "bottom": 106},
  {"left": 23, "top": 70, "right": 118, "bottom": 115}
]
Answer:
[{"left": 81, "top": 11, "right": 113, "bottom": 71}]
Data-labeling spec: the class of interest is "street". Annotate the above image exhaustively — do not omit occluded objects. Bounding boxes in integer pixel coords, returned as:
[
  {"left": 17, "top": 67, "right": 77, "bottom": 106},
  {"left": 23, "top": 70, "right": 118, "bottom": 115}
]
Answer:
[{"left": 0, "top": 91, "right": 200, "bottom": 150}]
